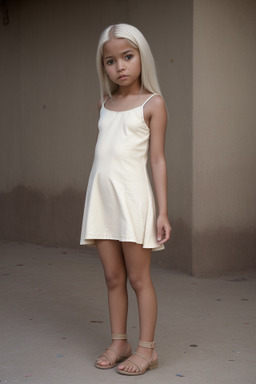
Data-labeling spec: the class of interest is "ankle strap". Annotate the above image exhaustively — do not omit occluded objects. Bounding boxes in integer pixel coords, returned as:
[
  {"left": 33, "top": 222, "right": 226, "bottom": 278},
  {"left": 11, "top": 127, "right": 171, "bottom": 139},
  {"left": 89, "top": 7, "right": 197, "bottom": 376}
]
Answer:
[
  {"left": 112, "top": 333, "right": 127, "bottom": 340},
  {"left": 138, "top": 340, "right": 155, "bottom": 349}
]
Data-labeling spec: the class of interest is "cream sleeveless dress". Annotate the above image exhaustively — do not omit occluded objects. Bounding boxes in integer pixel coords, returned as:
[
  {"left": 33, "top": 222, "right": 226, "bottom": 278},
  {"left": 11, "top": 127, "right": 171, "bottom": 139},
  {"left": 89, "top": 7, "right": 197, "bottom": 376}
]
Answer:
[{"left": 80, "top": 94, "right": 164, "bottom": 251}]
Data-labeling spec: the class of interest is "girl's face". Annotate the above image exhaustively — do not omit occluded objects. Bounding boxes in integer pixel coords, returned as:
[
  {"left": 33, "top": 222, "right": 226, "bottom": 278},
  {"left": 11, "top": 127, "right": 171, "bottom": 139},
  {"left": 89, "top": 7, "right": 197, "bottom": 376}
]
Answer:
[{"left": 103, "top": 38, "right": 141, "bottom": 89}]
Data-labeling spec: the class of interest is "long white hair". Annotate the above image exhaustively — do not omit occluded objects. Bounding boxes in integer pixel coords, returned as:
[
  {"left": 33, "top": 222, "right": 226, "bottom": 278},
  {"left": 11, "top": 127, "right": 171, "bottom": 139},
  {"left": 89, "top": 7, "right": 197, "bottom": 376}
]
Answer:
[{"left": 96, "top": 24, "right": 162, "bottom": 102}]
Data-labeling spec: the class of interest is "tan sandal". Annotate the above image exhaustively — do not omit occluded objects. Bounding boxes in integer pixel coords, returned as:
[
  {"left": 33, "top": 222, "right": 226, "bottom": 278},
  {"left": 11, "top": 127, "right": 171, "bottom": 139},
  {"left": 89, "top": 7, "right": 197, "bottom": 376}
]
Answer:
[
  {"left": 95, "top": 334, "right": 132, "bottom": 370},
  {"left": 117, "top": 340, "right": 158, "bottom": 376}
]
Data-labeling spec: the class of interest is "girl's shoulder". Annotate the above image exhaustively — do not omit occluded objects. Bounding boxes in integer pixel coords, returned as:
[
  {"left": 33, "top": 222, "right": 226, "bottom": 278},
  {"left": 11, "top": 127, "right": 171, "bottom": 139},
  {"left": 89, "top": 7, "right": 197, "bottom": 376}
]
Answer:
[
  {"left": 144, "top": 93, "right": 166, "bottom": 113},
  {"left": 143, "top": 94, "right": 167, "bottom": 126}
]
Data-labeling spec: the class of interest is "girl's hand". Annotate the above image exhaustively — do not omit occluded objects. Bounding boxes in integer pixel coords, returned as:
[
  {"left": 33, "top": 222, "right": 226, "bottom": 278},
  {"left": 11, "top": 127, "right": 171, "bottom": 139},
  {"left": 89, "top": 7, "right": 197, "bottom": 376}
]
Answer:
[{"left": 157, "top": 215, "right": 172, "bottom": 244}]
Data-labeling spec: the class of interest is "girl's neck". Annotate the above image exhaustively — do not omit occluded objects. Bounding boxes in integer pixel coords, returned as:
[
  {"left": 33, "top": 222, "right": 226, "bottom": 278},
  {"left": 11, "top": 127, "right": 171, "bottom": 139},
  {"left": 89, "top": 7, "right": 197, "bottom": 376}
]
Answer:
[
  {"left": 115, "top": 86, "right": 148, "bottom": 98},
  {"left": 116, "top": 81, "right": 143, "bottom": 97},
  {"left": 105, "top": 88, "right": 151, "bottom": 112}
]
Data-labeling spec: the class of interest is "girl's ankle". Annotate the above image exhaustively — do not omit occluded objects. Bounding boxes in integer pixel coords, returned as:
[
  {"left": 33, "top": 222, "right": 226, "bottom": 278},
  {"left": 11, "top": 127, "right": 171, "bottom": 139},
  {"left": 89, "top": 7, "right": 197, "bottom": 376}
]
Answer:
[{"left": 112, "top": 338, "right": 127, "bottom": 346}]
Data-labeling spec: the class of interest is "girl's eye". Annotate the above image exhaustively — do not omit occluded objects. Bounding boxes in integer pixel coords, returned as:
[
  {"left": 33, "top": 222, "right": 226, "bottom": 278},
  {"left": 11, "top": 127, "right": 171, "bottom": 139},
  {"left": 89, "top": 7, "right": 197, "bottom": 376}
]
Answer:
[
  {"left": 125, "top": 54, "right": 133, "bottom": 60},
  {"left": 106, "top": 59, "right": 115, "bottom": 65}
]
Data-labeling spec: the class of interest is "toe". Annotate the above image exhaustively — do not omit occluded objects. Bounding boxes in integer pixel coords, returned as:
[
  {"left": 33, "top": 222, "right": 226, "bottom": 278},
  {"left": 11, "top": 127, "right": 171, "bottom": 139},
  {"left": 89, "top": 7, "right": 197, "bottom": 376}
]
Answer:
[
  {"left": 118, "top": 362, "right": 129, "bottom": 372},
  {"left": 125, "top": 362, "right": 135, "bottom": 373},
  {"left": 97, "top": 357, "right": 109, "bottom": 366}
]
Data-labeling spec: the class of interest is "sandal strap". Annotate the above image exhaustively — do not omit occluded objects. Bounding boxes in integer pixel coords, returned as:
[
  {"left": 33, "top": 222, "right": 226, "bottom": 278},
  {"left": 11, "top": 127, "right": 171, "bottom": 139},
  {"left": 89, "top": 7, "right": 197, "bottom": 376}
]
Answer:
[
  {"left": 134, "top": 352, "right": 150, "bottom": 365},
  {"left": 107, "top": 346, "right": 118, "bottom": 359},
  {"left": 125, "top": 352, "right": 151, "bottom": 372},
  {"left": 112, "top": 333, "right": 127, "bottom": 340},
  {"left": 97, "top": 345, "right": 117, "bottom": 365},
  {"left": 98, "top": 351, "right": 114, "bottom": 365},
  {"left": 138, "top": 340, "right": 155, "bottom": 349},
  {"left": 126, "top": 356, "right": 143, "bottom": 373}
]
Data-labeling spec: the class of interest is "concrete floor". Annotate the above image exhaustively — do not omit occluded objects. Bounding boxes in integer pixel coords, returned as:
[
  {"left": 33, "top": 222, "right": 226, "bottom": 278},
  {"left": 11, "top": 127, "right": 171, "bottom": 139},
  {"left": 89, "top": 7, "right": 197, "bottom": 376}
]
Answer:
[{"left": 0, "top": 241, "right": 256, "bottom": 384}]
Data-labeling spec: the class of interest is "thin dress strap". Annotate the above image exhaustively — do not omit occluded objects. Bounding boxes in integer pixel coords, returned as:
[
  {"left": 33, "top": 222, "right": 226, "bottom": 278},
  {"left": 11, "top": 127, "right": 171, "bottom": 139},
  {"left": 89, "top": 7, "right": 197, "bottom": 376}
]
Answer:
[
  {"left": 142, "top": 93, "right": 158, "bottom": 108},
  {"left": 103, "top": 96, "right": 110, "bottom": 106}
]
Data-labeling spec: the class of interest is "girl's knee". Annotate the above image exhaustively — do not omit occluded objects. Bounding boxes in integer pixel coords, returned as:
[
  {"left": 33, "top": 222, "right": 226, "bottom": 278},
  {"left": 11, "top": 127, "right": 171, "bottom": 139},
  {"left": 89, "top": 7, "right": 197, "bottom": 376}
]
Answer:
[
  {"left": 128, "top": 273, "right": 150, "bottom": 293},
  {"left": 104, "top": 272, "right": 127, "bottom": 290}
]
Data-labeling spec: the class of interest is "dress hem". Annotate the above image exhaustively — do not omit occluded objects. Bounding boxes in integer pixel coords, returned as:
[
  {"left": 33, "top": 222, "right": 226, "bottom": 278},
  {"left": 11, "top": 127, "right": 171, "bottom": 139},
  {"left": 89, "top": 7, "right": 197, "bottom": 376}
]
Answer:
[{"left": 80, "top": 236, "right": 164, "bottom": 252}]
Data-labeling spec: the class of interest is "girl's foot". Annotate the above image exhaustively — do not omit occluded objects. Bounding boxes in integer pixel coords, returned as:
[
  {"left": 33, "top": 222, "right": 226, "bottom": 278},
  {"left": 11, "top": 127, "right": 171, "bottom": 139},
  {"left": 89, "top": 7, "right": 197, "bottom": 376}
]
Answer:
[
  {"left": 117, "top": 340, "right": 158, "bottom": 375},
  {"left": 95, "top": 334, "right": 132, "bottom": 369}
]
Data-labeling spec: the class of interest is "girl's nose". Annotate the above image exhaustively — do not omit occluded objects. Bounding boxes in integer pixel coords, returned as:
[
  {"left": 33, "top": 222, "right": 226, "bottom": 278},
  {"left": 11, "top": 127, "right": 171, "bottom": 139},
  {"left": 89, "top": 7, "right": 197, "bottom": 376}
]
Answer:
[{"left": 117, "top": 60, "right": 125, "bottom": 72}]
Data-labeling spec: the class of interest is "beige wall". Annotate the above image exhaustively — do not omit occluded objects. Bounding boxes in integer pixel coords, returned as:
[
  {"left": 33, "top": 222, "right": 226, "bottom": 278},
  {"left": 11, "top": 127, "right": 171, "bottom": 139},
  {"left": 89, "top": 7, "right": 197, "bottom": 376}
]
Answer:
[
  {"left": 192, "top": 0, "right": 256, "bottom": 274},
  {"left": 0, "top": 0, "right": 21, "bottom": 190},
  {"left": 0, "top": 0, "right": 255, "bottom": 275}
]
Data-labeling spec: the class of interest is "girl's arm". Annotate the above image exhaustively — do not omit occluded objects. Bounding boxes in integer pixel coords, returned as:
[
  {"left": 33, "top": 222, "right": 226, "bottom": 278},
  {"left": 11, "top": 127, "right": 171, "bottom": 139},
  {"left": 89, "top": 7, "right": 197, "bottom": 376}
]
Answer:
[{"left": 147, "top": 96, "right": 172, "bottom": 244}]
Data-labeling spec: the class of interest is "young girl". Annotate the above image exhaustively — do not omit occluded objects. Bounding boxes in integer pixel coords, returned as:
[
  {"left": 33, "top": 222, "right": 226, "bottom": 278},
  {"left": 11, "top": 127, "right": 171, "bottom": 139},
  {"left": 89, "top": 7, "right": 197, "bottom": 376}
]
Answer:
[{"left": 80, "top": 23, "right": 172, "bottom": 376}]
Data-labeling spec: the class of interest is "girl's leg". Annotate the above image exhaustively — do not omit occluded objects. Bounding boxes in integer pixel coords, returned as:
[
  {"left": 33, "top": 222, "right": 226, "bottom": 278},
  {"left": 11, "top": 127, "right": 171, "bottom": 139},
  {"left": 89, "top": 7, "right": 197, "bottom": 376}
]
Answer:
[
  {"left": 118, "top": 243, "right": 158, "bottom": 373},
  {"left": 96, "top": 240, "right": 131, "bottom": 367}
]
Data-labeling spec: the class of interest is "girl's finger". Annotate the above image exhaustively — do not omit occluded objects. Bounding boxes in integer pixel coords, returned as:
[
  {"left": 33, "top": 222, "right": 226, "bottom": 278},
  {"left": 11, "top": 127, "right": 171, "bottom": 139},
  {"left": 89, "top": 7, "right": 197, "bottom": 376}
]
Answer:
[{"left": 157, "top": 228, "right": 163, "bottom": 242}]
